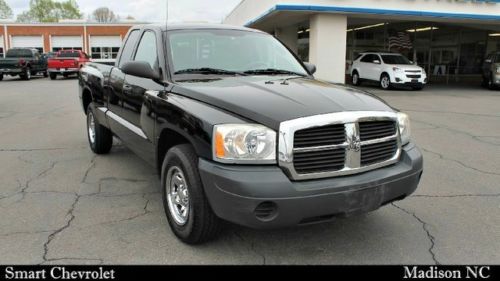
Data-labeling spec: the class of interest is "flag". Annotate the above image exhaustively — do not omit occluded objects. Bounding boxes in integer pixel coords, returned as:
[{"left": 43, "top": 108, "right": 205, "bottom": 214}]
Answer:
[{"left": 389, "top": 32, "right": 413, "bottom": 50}]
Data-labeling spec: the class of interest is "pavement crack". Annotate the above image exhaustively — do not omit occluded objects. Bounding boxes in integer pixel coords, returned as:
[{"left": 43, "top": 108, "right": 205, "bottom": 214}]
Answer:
[
  {"left": 233, "top": 230, "right": 266, "bottom": 265},
  {"left": 392, "top": 203, "right": 440, "bottom": 265},
  {"left": 412, "top": 193, "right": 500, "bottom": 198},
  {"left": 41, "top": 192, "right": 80, "bottom": 264},
  {"left": 421, "top": 147, "right": 500, "bottom": 176},
  {"left": 412, "top": 119, "right": 500, "bottom": 147}
]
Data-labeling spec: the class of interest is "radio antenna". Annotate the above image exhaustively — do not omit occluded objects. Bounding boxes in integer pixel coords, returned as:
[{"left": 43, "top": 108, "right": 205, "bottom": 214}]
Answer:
[{"left": 166, "top": 0, "right": 169, "bottom": 27}]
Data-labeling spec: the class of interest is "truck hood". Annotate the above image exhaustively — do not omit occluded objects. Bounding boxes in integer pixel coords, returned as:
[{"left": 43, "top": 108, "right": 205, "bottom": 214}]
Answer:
[{"left": 173, "top": 76, "right": 395, "bottom": 130}]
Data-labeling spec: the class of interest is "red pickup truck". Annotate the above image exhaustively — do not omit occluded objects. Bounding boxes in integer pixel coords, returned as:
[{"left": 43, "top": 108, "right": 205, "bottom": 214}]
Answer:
[{"left": 48, "top": 50, "right": 90, "bottom": 80}]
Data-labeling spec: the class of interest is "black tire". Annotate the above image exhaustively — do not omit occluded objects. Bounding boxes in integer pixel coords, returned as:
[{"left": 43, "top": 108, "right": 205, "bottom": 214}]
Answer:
[
  {"left": 0, "top": 74, "right": 3, "bottom": 81},
  {"left": 86, "top": 105, "right": 113, "bottom": 154},
  {"left": 43, "top": 71, "right": 48, "bottom": 78},
  {"left": 380, "top": 73, "right": 392, "bottom": 90},
  {"left": 488, "top": 74, "right": 497, "bottom": 90},
  {"left": 352, "top": 71, "right": 361, "bottom": 86},
  {"left": 49, "top": 73, "right": 57, "bottom": 80},
  {"left": 21, "top": 67, "right": 31, "bottom": 80},
  {"left": 161, "top": 144, "right": 221, "bottom": 244}
]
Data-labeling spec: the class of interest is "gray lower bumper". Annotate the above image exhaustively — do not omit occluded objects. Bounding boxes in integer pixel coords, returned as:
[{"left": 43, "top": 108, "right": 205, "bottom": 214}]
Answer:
[{"left": 199, "top": 143, "right": 423, "bottom": 229}]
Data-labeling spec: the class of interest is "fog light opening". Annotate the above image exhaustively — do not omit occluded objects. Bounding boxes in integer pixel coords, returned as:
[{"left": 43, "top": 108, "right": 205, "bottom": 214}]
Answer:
[{"left": 254, "top": 201, "right": 278, "bottom": 221}]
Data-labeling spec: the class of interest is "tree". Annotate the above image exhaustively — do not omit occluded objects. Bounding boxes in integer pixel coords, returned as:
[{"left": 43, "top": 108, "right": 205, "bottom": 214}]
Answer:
[
  {"left": 16, "top": 0, "right": 82, "bottom": 23},
  {"left": 0, "top": 0, "right": 13, "bottom": 19},
  {"left": 92, "top": 7, "right": 117, "bottom": 23},
  {"left": 125, "top": 15, "right": 135, "bottom": 20}
]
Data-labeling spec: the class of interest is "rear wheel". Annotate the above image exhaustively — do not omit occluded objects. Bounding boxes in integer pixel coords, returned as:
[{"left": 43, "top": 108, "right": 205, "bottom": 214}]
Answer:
[
  {"left": 49, "top": 73, "right": 57, "bottom": 80},
  {"left": 21, "top": 67, "right": 31, "bottom": 80},
  {"left": 352, "top": 71, "right": 361, "bottom": 86},
  {"left": 0, "top": 74, "right": 3, "bottom": 81},
  {"left": 161, "top": 144, "right": 221, "bottom": 244},
  {"left": 380, "top": 74, "right": 391, "bottom": 90},
  {"left": 43, "top": 71, "right": 48, "bottom": 78},
  {"left": 86, "top": 105, "right": 113, "bottom": 154}
]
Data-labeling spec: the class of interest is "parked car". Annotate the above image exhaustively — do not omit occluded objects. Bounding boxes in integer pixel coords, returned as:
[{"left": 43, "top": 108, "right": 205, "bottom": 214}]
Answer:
[
  {"left": 0, "top": 48, "right": 48, "bottom": 81},
  {"left": 79, "top": 24, "right": 423, "bottom": 244},
  {"left": 351, "top": 52, "right": 427, "bottom": 90},
  {"left": 48, "top": 50, "right": 91, "bottom": 80},
  {"left": 482, "top": 52, "right": 500, "bottom": 89}
]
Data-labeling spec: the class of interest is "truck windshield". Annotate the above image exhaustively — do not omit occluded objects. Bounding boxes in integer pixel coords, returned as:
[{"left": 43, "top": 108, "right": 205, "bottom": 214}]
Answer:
[
  {"left": 167, "top": 29, "right": 308, "bottom": 76},
  {"left": 381, "top": 55, "right": 412, "bottom": 65},
  {"left": 6, "top": 49, "right": 32, "bottom": 58}
]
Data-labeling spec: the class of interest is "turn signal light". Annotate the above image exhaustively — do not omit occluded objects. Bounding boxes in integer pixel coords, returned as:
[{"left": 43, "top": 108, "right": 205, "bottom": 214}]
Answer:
[{"left": 215, "top": 131, "right": 225, "bottom": 158}]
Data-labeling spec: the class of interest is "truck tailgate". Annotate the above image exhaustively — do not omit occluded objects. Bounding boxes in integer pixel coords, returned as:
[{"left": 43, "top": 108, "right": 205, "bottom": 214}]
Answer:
[{"left": 48, "top": 58, "right": 79, "bottom": 69}]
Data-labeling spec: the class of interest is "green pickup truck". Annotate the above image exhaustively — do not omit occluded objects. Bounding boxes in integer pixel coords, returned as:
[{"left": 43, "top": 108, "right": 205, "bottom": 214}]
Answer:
[{"left": 0, "top": 48, "right": 48, "bottom": 81}]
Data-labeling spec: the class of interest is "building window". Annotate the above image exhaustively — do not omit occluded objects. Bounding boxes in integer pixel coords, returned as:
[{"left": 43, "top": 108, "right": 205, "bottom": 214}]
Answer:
[
  {"left": 91, "top": 47, "right": 120, "bottom": 59},
  {"left": 0, "top": 47, "right": 4, "bottom": 58}
]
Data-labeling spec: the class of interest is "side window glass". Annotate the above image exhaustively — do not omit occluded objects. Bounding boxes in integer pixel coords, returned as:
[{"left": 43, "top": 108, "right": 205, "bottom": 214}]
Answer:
[
  {"left": 360, "top": 55, "right": 372, "bottom": 63},
  {"left": 134, "top": 31, "right": 158, "bottom": 69},
  {"left": 118, "top": 30, "right": 140, "bottom": 68}
]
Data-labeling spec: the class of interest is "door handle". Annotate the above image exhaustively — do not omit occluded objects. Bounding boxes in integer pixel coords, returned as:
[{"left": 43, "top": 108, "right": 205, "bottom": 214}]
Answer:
[{"left": 123, "top": 85, "right": 132, "bottom": 92}]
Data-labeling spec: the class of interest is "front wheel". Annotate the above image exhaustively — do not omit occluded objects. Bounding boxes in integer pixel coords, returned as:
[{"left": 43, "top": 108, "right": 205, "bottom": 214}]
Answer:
[
  {"left": 43, "top": 71, "right": 48, "bottom": 78},
  {"left": 161, "top": 144, "right": 221, "bottom": 244},
  {"left": 352, "top": 72, "right": 361, "bottom": 86},
  {"left": 488, "top": 75, "right": 497, "bottom": 90},
  {"left": 86, "top": 105, "right": 113, "bottom": 154},
  {"left": 0, "top": 74, "right": 3, "bottom": 81},
  {"left": 49, "top": 73, "right": 57, "bottom": 80},
  {"left": 380, "top": 74, "right": 391, "bottom": 90}
]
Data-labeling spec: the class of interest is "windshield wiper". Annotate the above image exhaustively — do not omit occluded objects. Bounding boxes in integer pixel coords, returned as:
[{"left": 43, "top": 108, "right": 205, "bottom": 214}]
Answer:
[
  {"left": 174, "top": 68, "right": 247, "bottom": 76},
  {"left": 244, "top": 68, "right": 307, "bottom": 76}
]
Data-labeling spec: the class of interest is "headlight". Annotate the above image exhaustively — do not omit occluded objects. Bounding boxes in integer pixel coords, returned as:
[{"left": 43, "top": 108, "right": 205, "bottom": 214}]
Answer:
[
  {"left": 397, "top": 112, "right": 411, "bottom": 145},
  {"left": 392, "top": 67, "right": 403, "bottom": 72},
  {"left": 213, "top": 124, "right": 276, "bottom": 164}
]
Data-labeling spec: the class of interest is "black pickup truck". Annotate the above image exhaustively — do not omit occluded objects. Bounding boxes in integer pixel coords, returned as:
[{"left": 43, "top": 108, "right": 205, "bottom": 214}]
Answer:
[
  {"left": 79, "top": 24, "right": 423, "bottom": 244},
  {"left": 0, "top": 48, "right": 48, "bottom": 81}
]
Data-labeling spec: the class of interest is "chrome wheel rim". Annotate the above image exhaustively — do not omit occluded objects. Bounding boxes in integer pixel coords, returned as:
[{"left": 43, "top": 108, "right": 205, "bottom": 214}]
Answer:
[
  {"left": 381, "top": 76, "right": 390, "bottom": 89},
  {"left": 88, "top": 112, "right": 96, "bottom": 144},
  {"left": 166, "top": 166, "right": 190, "bottom": 225},
  {"left": 353, "top": 74, "right": 358, "bottom": 85}
]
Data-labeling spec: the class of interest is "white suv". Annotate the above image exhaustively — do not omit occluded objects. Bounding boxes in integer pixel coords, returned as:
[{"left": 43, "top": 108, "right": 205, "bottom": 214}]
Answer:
[{"left": 351, "top": 52, "right": 427, "bottom": 90}]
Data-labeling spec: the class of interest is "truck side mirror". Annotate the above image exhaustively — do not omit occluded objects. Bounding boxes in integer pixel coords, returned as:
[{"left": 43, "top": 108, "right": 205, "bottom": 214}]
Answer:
[
  {"left": 121, "top": 61, "right": 160, "bottom": 80},
  {"left": 304, "top": 62, "right": 316, "bottom": 75}
]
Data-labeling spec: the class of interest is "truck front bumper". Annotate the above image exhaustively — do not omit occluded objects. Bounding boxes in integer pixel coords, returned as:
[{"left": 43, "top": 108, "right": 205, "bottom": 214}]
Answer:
[{"left": 199, "top": 143, "right": 423, "bottom": 229}]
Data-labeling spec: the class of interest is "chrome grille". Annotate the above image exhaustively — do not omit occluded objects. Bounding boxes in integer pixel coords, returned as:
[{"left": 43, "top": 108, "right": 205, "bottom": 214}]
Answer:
[
  {"left": 294, "top": 124, "right": 345, "bottom": 148},
  {"left": 279, "top": 111, "right": 402, "bottom": 181},
  {"left": 359, "top": 121, "right": 397, "bottom": 141}
]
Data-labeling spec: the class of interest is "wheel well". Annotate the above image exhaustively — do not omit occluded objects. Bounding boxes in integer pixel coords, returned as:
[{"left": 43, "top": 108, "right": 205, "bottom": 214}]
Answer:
[
  {"left": 381, "top": 72, "right": 390, "bottom": 78},
  {"left": 157, "top": 129, "right": 190, "bottom": 175},
  {"left": 82, "top": 89, "right": 92, "bottom": 114}
]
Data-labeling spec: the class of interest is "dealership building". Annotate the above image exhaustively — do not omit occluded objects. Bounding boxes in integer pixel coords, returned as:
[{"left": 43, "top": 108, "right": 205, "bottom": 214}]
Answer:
[
  {"left": 0, "top": 21, "right": 135, "bottom": 60},
  {"left": 225, "top": 0, "right": 500, "bottom": 83}
]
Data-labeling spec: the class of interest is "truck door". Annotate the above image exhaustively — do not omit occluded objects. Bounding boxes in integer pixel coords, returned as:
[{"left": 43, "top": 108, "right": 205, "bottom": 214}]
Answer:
[
  {"left": 106, "top": 29, "right": 140, "bottom": 139},
  {"left": 119, "top": 30, "right": 163, "bottom": 165}
]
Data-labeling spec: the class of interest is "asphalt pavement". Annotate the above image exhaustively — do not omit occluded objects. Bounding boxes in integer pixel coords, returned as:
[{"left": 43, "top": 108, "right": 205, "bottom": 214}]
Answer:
[{"left": 0, "top": 75, "right": 499, "bottom": 264}]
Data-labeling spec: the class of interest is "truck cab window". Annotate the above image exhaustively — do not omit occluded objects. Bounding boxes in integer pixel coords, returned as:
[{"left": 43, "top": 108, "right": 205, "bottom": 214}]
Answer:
[
  {"left": 118, "top": 30, "right": 140, "bottom": 68},
  {"left": 134, "top": 31, "right": 158, "bottom": 70}
]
